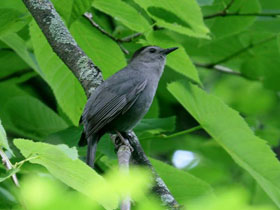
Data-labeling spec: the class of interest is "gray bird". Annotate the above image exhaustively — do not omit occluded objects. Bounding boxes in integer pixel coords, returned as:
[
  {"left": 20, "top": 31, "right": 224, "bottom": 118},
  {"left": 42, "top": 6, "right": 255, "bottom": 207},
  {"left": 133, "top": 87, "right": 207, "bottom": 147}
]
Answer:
[{"left": 79, "top": 46, "right": 178, "bottom": 168}]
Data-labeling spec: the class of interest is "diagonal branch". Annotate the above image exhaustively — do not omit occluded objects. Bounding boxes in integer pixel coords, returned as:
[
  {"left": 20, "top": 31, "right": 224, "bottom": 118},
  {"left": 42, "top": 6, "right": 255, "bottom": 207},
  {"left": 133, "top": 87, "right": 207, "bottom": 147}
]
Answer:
[
  {"left": 22, "top": 0, "right": 103, "bottom": 97},
  {"left": 128, "top": 132, "right": 180, "bottom": 209},
  {"left": 22, "top": 0, "right": 179, "bottom": 209}
]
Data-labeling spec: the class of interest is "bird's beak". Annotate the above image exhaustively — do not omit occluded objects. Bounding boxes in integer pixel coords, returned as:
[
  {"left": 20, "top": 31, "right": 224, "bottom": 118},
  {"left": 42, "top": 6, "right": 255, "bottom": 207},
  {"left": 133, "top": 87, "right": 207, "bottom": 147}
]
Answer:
[{"left": 162, "top": 47, "right": 178, "bottom": 55}]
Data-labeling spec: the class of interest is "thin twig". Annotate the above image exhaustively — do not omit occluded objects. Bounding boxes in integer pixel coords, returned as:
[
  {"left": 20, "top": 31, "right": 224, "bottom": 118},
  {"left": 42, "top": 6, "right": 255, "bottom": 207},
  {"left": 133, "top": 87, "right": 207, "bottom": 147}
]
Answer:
[
  {"left": 205, "top": 11, "right": 280, "bottom": 19},
  {"left": 120, "top": 33, "right": 143, "bottom": 43},
  {"left": 224, "top": 0, "right": 235, "bottom": 12},
  {"left": 195, "top": 63, "right": 241, "bottom": 76},
  {"left": 195, "top": 34, "right": 276, "bottom": 75},
  {"left": 204, "top": 0, "right": 235, "bottom": 19},
  {"left": 83, "top": 13, "right": 143, "bottom": 44},
  {"left": 83, "top": 13, "right": 129, "bottom": 54},
  {"left": 0, "top": 148, "right": 19, "bottom": 187},
  {"left": 83, "top": 13, "right": 117, "bottom": 42}
]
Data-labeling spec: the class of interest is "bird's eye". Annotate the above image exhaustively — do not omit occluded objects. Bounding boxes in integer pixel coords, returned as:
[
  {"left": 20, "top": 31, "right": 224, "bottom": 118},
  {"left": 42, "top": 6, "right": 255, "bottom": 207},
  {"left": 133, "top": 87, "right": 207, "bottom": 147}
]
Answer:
[{"left": 149, "top": 48, "right": 156, "bottom": 53}]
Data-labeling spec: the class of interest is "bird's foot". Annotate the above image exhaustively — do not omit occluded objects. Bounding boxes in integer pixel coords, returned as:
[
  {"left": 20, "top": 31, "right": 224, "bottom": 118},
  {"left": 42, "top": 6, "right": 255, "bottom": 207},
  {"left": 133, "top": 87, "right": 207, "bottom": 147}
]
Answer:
[{"left": 115, "top": 131, "right": 134, "bottom": 152}]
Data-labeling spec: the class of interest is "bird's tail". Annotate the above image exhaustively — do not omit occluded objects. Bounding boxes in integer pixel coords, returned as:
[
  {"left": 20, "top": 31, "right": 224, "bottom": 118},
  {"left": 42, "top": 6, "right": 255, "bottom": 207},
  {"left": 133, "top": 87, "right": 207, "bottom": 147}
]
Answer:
[{"left": 86, "top": 134, "right": 100, "bottom": 168}]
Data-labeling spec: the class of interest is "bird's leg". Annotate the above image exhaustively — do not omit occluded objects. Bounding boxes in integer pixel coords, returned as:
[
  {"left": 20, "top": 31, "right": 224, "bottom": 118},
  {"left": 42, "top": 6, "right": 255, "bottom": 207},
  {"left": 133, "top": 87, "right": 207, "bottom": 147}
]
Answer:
[{"left": 115, "top": 130, "right": 134, "bottom": 152}]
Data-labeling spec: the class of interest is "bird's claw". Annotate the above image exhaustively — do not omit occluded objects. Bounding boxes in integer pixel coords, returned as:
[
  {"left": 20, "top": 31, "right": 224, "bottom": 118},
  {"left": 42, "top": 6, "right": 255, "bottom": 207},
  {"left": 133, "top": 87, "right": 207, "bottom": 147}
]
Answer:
[{"left": 115, "top": 131, "right": 134, "bottom": 152}]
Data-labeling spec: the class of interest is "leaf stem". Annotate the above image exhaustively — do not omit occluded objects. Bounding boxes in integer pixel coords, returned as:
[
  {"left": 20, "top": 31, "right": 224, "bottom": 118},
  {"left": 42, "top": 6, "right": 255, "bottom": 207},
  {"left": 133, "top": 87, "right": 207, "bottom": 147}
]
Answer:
[
  {"left": 163, "top": 125, "right": 202, "bottom": 139},
  {"left": 0, "top": 148, "right": 19, "bottom": 187}
]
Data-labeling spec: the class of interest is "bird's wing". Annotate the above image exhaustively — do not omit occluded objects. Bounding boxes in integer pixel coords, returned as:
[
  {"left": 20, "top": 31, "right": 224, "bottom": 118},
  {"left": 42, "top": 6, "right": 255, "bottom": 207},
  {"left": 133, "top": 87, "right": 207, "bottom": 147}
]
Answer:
[{"left": 83, "top": 79, "right": 147, "bottom": 138}]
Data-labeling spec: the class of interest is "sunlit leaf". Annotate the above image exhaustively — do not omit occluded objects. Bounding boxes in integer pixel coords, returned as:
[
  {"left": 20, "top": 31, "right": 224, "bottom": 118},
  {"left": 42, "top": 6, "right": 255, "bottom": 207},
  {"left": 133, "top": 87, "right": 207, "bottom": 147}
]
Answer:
[
  {"left": 0, "top": 168, "right": 19, "bottom": 183},
  {"left": 168, "top": 80, "right": 280, "bottom": 207},
  {"left": 14, "top": 139, "right": 118, "bottom": 210},
  {"left": 0, "top": 9, "right": 29, "bottom": 37},
  {"left": 145, "top": 30, "right": 201, "bottom": 85},
  {"left": 70, "top": 18, "right": 126, "bottom": 79},
  {"left": 1, "top": 96, "right": 68, "bottom": 140},
  {"left": 92, "top": 0, "right": 151, "bottom": 32},
  {"left": 0, "top": 33, "right": 42, "bottom": 75},
  {"left": 204, "top": 0, "right": 260, "bottom": 38},
  {"left": 30, "top": 21, "right": 87, "bottom": 125},
  {"left": 151, "top": 158, "right": 214, "bottom": 203},
  {"left": 134, "top": 0, "right": 209, "bottom": 38}
]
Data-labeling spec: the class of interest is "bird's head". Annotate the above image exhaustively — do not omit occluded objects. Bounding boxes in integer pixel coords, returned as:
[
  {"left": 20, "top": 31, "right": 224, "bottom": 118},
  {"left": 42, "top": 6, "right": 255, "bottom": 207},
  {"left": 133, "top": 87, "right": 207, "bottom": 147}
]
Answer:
[{"left": 130, "top": 46, "right": 178, "bottom": 64}]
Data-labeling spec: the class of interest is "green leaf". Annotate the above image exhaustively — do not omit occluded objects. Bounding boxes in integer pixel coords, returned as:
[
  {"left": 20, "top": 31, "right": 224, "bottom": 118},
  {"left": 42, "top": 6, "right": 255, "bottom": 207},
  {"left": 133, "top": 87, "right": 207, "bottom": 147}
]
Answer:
[
  {"left": 0, "top": 120, "right": 13, "bottom": 154},
  {"left": 44, "top": 126, "right": 83, "bottom": 146},
  {"left": 168, "top": 80, "right": 280, "bottom": 207},
  {"left": 0, "top": 0, "right": 27, "bottom": 13},
  {"left": 197, "top": 0, "right": 214, "bottom": 6},
  {"left": 53, "top": 0, "right": 93, "bottom": 25},
  {"left": 30, "top": 21, "right": 87, "bottom": 125},
  {"left": 135, "top": 116, "right": 176, "bottom": 137},
  {"left": 14, "top": 139, "right": 118, "bottom": 210},
  {"left": 134, "top": 0, "right": 209, "bottom": 38},
  {"left": 144, "top": 97, "right": 159, "bottom": 118},
  {"left": 1, "top": 96, "right": 68, "bottom": 140},
  {"left": 212, "top": 76, "right": 277, "bottom": 116},
  {"left": 0, "top": 33, "right": 42, "bottom": 75},
  {"left": 0, "top": 51, "right": 29, "bottom": 79},
  {"left": 0, "top": 9, "right": 29, "bottom": 37},
  {"left": 92, "top": 0, "right": 151, "bottom": 32},
  {"left": 204, "top": 0, "right": 260, "bottom": 38},
  {"left": 56, "top": 144, "right": 79, "bottom": 160},
  {"left": 145, "top": 30, "right": 201, "bottom": 85},
  {"left": 241, "top": 37, "right": 280, "bottom": 91},
  {"left": 188, "top": 188, "right": 275, "bottom": 210},
  {"left": 0, "top": 167, "right": 19, "bottom": 183},
  {"left": 151, "top": 158, "right": 214, "bottom": 203},
  {"left": 70, "top": 18, "right": 126, "bottom": 79}
]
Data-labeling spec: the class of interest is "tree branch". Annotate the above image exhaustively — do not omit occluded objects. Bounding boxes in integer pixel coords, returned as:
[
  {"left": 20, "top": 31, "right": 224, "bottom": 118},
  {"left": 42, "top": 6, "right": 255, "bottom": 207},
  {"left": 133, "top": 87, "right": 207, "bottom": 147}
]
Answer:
[
  {"left": 22, "top": 0, "right": 103, "bottom": 97},
  {"left": 128, "top": 132, "right": 180, "bottom": 209},
  {"left": 0, "top": 148, "right": 19, "bottom": 187},
  {"left": 23, "top": 0, "right": 178, "bottom": 208}
]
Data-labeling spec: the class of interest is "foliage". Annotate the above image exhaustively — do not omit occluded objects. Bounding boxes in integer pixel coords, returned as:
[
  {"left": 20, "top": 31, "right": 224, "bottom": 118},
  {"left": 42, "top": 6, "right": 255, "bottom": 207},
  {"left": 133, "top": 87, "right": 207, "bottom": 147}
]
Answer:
[{"left": 0, "top": 0, "right": 280, "bottom": 209}]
